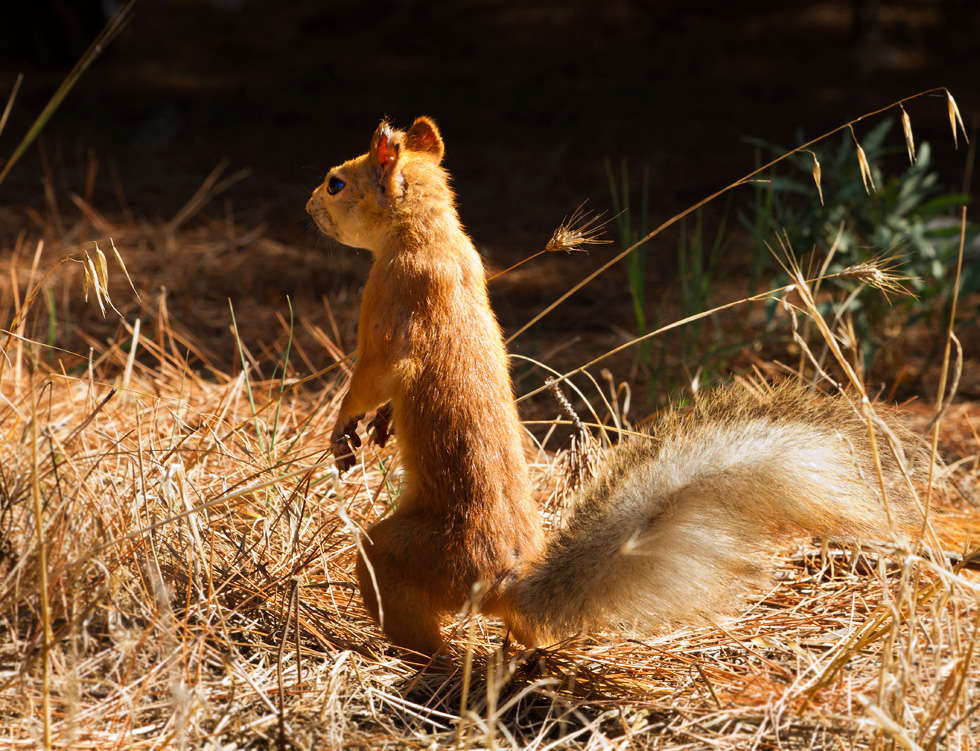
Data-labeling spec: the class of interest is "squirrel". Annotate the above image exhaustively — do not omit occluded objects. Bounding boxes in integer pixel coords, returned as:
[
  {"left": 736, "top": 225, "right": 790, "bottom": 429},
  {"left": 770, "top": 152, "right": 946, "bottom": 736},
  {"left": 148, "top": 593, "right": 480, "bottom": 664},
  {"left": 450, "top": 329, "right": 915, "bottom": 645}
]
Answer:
[{"left": 307, "top": 117, "right": 917, "bottom": 657}]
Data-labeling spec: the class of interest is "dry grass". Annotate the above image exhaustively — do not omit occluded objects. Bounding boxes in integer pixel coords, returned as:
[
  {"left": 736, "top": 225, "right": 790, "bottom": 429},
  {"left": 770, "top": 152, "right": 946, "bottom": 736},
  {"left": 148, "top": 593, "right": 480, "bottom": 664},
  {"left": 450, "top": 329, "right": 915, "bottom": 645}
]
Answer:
[{"left": 1, "top": 92, "right": 979, "bottom": 750}]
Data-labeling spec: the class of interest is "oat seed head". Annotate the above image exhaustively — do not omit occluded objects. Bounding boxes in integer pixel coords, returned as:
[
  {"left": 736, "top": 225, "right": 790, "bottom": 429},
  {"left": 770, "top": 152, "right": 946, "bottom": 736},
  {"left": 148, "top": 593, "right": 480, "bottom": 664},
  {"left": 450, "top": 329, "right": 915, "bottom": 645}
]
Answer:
[
  {"left": 80, "top": 242, "right": 125, "bottom": 317},
  {"left": 111, "top": 237, "right": 139, "bottom": 299},
  {"left": 805, "top": 149, "right": 824, "bottom": 206},
  {"left": 854, "top": 142, "right": 876, "bottom": 194},
  {"left": 947, "top": 91, "right": 968, "bottom": 149},
  {"left": 900, "top": 105, "right": 916, "bottom": 164},
  {"left": 84, "top": 254, "right": 106, "bottom": 316}
]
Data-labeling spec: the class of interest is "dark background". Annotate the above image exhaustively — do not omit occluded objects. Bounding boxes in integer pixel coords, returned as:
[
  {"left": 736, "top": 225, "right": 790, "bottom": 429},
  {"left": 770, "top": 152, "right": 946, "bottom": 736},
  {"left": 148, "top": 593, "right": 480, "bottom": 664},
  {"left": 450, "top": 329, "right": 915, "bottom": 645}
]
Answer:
[
  {"left": 1, "top": 0, "right": 977, "bottom": 397},
  {"left": 3, "top": 1, "right": 977, "bottom": 235}
]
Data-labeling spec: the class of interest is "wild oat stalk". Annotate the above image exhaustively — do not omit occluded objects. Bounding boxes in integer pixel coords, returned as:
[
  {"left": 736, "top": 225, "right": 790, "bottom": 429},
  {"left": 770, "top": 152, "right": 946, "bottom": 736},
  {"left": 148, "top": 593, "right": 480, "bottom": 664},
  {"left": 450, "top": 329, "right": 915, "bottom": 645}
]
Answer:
[
  {"left": 793, "top": 214, "right": 969, "bottom": 715},
  {"left": 924, "top": 208, "right": 968, "bottom": 523}
]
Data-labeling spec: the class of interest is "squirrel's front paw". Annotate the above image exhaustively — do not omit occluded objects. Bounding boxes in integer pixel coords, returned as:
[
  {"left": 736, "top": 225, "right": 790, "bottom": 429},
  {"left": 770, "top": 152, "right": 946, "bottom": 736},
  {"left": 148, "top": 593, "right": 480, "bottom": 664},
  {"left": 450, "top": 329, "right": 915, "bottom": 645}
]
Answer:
[
  {"left": 332, "top": 414, "right": 364, "bottom": 472},
  {"left": 369, "top": 403, "right": 394, "bottom": 448}
]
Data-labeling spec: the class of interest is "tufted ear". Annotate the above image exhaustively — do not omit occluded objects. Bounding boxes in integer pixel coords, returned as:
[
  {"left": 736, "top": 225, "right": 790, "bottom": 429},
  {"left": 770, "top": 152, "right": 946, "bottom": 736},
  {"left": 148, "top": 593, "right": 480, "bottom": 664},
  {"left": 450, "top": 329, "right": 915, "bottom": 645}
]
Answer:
[
  {"left": 370, "top": 121, "right": 400, "bottom": 169},
  {"left": 405, "top": 117, "right": 444, "bottom": 162}
]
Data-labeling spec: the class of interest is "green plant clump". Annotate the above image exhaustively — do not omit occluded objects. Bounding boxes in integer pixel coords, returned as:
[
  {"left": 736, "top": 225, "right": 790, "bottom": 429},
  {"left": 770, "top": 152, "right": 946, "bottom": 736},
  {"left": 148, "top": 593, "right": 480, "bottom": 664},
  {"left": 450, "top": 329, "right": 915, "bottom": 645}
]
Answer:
[{"left": 743, "top": 118, "right": 977, "bottom": 371}]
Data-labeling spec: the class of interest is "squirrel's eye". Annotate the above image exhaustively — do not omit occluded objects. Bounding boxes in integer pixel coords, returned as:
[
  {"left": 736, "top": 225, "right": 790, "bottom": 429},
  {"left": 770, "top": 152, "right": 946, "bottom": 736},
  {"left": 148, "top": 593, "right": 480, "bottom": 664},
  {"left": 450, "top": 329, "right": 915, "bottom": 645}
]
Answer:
[{"left": 327, "top": 176, "right": 346, "bottom": 195}]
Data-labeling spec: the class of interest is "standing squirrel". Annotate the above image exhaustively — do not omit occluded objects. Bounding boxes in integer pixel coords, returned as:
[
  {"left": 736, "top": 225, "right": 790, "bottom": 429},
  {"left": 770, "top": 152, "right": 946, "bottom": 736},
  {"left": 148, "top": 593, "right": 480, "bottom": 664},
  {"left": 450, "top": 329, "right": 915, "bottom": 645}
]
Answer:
[{"left": 307, "top": 117, "right": 916, "bottom": 656}]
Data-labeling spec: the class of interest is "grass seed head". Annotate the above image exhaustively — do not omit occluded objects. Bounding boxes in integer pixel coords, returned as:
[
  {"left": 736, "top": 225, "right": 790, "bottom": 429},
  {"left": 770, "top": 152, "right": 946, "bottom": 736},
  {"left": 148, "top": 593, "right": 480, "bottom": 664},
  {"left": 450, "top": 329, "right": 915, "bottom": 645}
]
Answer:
[
  {"left": 809, "top": 150, "right": 824, "bottom": 205},
  {"left": 545, "top": 203, "right": 611, "bottom": 254},
  {"left": 900, "top": 105, "right": 916, "bottom": 163},
  {"left": 855, "top": 143, "right": 876, "bottom": 194},
  {"left": 947, "top": 91, "right": 968, "bottom": 149},
  {"left": 545, "top": 377, "right": 602, "bottom": 511},
  {"left": 837, "top": 257, "right": 915, "bottom": 300}
]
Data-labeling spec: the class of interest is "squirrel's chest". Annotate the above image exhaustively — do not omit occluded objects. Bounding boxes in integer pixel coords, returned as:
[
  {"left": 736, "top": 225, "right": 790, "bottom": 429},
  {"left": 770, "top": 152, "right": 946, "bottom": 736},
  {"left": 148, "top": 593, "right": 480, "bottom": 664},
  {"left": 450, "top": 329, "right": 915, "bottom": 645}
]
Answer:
[{"left": 363, "top": 264, "right": 468, "bottom": 343}]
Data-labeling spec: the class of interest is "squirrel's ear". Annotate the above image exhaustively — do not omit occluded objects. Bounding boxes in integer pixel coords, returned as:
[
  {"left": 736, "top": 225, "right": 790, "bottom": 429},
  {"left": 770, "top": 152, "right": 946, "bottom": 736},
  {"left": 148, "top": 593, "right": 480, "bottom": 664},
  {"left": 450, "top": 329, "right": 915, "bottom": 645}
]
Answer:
[
  {"left": 405, "top": 117, "right": 444, "bottom": 162},
  {"left": 370, "top": 121, "right": 400, "bottom": 169}
]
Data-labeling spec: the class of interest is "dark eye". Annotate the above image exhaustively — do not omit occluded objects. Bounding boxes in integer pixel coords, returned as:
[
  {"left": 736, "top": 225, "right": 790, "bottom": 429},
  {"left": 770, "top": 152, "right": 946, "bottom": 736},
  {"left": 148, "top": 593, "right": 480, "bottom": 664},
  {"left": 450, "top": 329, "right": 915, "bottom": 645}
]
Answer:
[{"left": 327, "top": 175, "right": 346, "bottom": 195}]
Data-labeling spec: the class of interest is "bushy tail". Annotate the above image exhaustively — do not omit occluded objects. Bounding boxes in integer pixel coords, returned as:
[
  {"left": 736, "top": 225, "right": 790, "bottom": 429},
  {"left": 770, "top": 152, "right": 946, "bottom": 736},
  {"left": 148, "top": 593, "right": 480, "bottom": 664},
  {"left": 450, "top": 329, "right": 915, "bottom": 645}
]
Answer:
[{"left": 506, "top": 383, "right": 918, "bottom": 646}]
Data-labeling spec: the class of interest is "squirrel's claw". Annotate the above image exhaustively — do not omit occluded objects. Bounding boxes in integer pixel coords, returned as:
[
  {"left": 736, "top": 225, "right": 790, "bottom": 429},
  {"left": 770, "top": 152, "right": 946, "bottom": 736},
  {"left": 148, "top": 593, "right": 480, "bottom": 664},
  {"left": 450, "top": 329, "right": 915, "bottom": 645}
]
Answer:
[
  {"left": 332, "top": 414, "right": 364, "bottom": 471},
  {"left": 370, "top": 403, "right": 394, "bottom": 448}
]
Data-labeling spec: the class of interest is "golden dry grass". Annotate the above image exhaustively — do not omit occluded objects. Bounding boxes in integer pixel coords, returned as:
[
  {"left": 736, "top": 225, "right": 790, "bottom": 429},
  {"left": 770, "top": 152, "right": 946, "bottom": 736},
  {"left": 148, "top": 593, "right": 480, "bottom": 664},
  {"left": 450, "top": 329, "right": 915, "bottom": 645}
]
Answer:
[{"left": 1, "top": 91, "right": 979, "bottom": 750}]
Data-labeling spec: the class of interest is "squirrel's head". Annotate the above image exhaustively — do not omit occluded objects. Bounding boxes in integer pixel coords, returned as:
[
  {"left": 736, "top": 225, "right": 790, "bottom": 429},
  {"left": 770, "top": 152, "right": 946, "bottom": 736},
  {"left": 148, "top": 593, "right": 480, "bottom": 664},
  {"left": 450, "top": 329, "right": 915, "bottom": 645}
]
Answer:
[{"left": 307, "top": 116, "right": 451, "bottom": 254}]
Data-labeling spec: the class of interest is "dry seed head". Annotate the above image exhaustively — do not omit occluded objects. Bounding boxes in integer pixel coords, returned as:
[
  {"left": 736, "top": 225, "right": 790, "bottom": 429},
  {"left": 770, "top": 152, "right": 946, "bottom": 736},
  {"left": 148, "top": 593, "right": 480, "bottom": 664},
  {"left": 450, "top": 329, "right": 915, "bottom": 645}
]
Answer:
[
  {"left": 111, "top": 237, "right": 139, "bottom": 299},
  {"left": 856, "top": 144, "right": 875, "bottom": 194},
  {"left": 848, "top": 125, "right": 876, "bottom": 194},
  {"left": 545, "top": 377, "right": 602, "bottom": 511},
  {"left": 546, "top": 426, "right": 602, "bottom": 512},
  {"left": 947, "top": 91, "right": 967, "bottom": 149},
  {"left": 95, "top": 243, "right": 109, "bottom": 289},
  {"left": 545, "top": 203, "right": 611, "bottom": 254},
  {"left": 838, "top": 263, "right": 890, "bottom": 286},
  {"left": 807, "top": 150, "right": 824, "bottom": 206},
  {"left": 900, "top": 105, "right": 915, "bottom": 164},
  {"left": 837, "top": 257, "right": 914, "bottom": 299},
  {"left": 84, "top": 255, "right": 106, "bottom": 316},
  {"left": 835, "top": 314, "right": 858, "bottom": 351},
  {"left": 80, "top": 242, "right": 125, "bottom": 317}
]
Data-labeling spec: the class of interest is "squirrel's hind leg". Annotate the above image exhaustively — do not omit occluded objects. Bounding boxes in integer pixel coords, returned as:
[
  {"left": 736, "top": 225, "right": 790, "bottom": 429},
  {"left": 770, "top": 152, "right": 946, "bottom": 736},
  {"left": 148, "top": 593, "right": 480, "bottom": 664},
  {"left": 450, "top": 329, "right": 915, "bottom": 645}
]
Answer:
[{"left": 354, "top": 513, "right": 455, "bottom": 657}]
